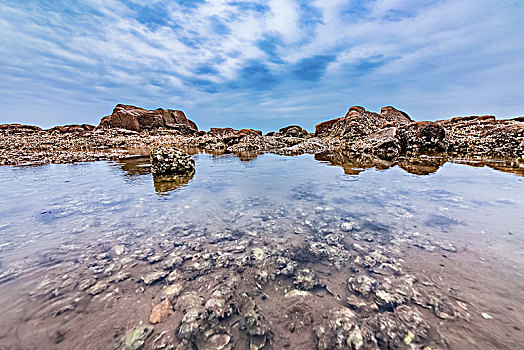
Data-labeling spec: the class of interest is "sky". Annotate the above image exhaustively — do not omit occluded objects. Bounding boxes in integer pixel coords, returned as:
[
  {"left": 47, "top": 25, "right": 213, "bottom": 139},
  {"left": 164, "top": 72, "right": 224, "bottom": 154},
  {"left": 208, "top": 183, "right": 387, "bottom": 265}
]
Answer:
[{"left": 1, "top": 0, "right": 523, "bottom": 132}]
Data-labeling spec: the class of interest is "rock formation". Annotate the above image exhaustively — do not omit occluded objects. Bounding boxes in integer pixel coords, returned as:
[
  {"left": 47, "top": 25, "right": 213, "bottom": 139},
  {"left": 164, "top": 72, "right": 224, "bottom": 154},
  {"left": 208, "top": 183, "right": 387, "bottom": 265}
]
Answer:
[
  {"left": 0, "top": 124, "right": 42, "bottom": 134},
  {"left": 150, "top": 146, "right": 195, "bottom": 176},
  {"left": 47, "top": 124, "right": 95, "bottom": 134},
  {"left": 314, "top": 106, "right": 412, "bottom": 139},
  {"left": 1, "top": 103, "right": 522, "bottom": 167},
  {"left": 98, "top": 104, "right": 198, "bottom": 134},
  {"left": 278, "top": 125, "right": 309, "bottom": 138}
]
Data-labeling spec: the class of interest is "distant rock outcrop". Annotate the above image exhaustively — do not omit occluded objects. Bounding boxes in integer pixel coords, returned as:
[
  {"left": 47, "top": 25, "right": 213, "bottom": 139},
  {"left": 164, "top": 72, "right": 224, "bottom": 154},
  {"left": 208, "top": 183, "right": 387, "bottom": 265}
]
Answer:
[
  {"left": 48, "top": 124, "right": 95, "bottom": 134},
  {"left": 314, "top": 106, "right": 412, "bottom": 138},
  {"left": 98, "top": 104, "right": 198, "bottom": 134},
  {"left": 278, "top": 125, "right": 308, "bottom": 138},
  {"left": 0, "top": 124, "right": 42, "bottom": 134}
]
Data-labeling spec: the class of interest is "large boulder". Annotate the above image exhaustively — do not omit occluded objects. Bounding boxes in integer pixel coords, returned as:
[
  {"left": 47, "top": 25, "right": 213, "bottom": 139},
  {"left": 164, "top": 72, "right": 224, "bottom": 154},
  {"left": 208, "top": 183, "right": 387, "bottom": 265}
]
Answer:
[
  {"left": 315, "top": 106, "right": 412, "bottom": 138},
  {"left": 150, "top": 146, "right": 195, "bottom": 176},
  {"left": 98, "top": 104, "right": 198, "bottom": 134}
]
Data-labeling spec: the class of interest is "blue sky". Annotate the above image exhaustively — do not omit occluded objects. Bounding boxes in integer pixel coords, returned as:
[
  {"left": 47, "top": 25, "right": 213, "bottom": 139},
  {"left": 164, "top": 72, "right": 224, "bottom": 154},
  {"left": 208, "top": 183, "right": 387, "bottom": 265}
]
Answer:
[{"left": 1, "top": 0, "right": 523, "bottom": 132}]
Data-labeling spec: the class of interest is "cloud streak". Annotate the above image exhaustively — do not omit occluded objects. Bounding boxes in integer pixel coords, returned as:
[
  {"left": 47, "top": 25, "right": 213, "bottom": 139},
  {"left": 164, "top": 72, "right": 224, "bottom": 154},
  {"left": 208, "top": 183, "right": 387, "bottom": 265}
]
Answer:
[{"left": 0, "top": 0, "right": 523, "bottom": 131}]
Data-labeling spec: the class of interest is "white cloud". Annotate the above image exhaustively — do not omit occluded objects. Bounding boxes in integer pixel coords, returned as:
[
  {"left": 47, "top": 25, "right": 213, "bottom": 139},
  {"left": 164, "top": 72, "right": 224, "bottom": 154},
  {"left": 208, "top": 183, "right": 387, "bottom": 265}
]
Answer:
[{"left": 0, "top": 0, "right": 523, "bottom": 129}]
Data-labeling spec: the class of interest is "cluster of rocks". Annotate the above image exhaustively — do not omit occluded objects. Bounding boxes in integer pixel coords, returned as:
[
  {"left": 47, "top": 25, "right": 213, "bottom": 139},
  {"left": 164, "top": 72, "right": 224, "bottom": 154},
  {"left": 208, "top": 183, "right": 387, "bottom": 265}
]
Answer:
[
  {"left": 0, "top": 194, "right": 482, "bottom": 349},
  {"left": 315, "top": 106, "right": 523, "bottom": 159},
  {"left": 1, "top": 103, "right": 522, "bottom": 167}
]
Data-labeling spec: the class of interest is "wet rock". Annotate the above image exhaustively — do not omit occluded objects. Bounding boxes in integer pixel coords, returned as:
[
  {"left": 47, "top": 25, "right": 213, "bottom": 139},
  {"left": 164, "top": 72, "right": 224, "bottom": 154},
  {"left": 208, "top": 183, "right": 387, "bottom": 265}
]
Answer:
[
  {"left": 150, "top": 146, "right": 195, "bottom": 176},
  {"left": 121, "top": 325, "right": 153, "bottom": 350},
  {"left": 175, "top": 292, "right": 205, "bottom": 340},
  {"left": 164, "top": 282, "right": 183, "bottom": 299},
  {"left": 294, "top": 268, "right": 317, "bottom": 290},
  {"left": 284, "top": 289, "right": 312, "bottom": 298},
  {"left": 346, "top": 295, "right": 367, "bottom": 310},
  {"left": 78, "top": 277, "right": 97, "bottom": 291},
  {"left": 251, "top": 247, "right": 266, "bottom": 262},
  {"left": 374, "top": 289, "right": 406, "bottom": 311},
  {"left": 249, "top": 335, "right": 267, "bottom": 350},
  {"left": 141, "top": 270, "right": 168, "bottom": 285},
  {"left": 341, "top": 220, "right": 360, "bottom": 232},
  {"left": 348, "top": 275, "right": 376, "bottom": 297},
  {"left": 241, "top": 308, "right": 270, "bottom": 338},
  {"left": 163, "top": 254, "right": 184, "bottom": 270},
  {"left": 398, "top": 121, "right": 447, "bottom": 154},
  {"left": 114, "top": 271, "right": 132, "bottom": 282},
  {"left": 202, "top": 332, "right": 231, "bottom": 350},
  {"left": 205, "top": 296, "right": 234, "bottom": 319},
  {"left": 88, "top": 280, "right": 108, "bottom": 295},
  {"left": 149, "top": 299, "right": 173, "bottom": 324},
  {"left": 166, "top": 269, "right": 183, "bottom": 283},
  {"left": 313, "top": 307, "right": 359, "bottom": 350},
  {"left": 113, "top": 245, "right": 126, "bottom": 256}
]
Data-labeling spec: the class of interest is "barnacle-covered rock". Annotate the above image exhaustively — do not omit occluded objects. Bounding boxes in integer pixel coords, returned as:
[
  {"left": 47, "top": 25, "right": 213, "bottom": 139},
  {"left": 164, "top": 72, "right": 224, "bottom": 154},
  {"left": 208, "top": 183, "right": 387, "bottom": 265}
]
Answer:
[
  {"left": 348, "top": 275, "right": 376, "bottom": 297},
  {"left": 294, "top": 268, "right": 317, "bottom": 290},
  {"left": 150, "top": 146, "right": 195, "bottom": 176}
]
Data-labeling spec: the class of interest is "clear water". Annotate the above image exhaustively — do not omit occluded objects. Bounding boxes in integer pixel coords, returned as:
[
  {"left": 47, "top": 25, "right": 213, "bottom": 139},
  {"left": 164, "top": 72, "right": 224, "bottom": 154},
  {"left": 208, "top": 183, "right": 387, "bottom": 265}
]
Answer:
[{"left": 0, "top": 153, "right": 523, "bottom": 349}]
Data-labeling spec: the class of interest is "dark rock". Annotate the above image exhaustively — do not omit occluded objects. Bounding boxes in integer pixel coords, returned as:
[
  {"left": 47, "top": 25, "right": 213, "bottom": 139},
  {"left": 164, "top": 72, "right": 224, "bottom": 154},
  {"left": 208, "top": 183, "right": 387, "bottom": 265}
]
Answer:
[
  {"left": 398, "top": 121, "right": 448, "bottom": 154},
  {"left": 98, "top": 104, "right": 198, "bottom": 134}
]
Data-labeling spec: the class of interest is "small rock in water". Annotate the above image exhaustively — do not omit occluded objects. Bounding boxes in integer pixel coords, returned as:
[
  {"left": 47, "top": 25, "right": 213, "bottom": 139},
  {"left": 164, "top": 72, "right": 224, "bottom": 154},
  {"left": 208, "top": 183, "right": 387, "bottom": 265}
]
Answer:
[
  {"left": 88, "top": 281, "right": 108, "bottom": 295},
  {"left": 481, "top": 312, "right": 493, "bottom": 319},
  {"left": 164, "top": 283, "right": 183, "bottom": 298},
  {"left": 149, "top": 299, "right": 173, "bottom": 324},
  {"left": 294, "top": 227, "right": 304, "bottom": 234},
  {"left": 122, "top": 326, "right": 153, "bottom": 350},
  {"left": 150, "top": 146, "right": 195, "bottom": 176},
  {"left": 141, "top": 270, "right": 168, "bottom": 285},
  {"left": 341, "top": 220, "right": 359, "bottom": 232},
  {"left": 113, "top": 245, "right": 125, "bottom": 256},
  {"left": 203, "top": 333, "right": 231, "bottom": 350}
]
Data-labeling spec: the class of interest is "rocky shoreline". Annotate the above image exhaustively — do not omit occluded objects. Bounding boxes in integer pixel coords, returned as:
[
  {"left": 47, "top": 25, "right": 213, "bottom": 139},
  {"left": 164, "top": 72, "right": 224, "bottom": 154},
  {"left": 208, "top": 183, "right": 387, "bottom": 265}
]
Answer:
[{"left": 1, "top": 104, "right": 522, "bottom": 167}]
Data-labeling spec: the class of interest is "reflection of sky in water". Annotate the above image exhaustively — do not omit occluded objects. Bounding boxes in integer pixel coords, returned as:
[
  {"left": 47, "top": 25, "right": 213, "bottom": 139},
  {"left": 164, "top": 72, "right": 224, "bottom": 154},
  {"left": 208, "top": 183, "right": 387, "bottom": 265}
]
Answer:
[{"left": 0, "top": 153, "right": 523, "bottom": 265}]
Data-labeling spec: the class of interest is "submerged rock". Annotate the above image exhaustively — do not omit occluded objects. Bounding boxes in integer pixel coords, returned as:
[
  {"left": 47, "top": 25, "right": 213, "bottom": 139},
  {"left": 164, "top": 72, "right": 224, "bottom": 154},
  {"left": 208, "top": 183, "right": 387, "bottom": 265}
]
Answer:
[
  {"left": 121, "top": 326, "right": 153, "bottom": 350},
  {"left": 141, "top": 270, "right": 168, "bottom": 285},
  {"left": 149, "top": 299, "right": 173, "bottom": 324}
]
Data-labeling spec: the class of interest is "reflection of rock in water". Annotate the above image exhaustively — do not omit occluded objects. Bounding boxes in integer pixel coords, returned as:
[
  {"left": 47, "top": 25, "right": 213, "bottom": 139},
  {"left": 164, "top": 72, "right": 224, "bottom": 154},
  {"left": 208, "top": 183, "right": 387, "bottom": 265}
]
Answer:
[
  {"left": 315, "top": 151, "right": 447, "bottom": 176},
  {"left": 153, "top": 173, "right": 194, "bottom": 194},
  {"left": 316, "top": 150, "right": 524, "bottom": 177},
  {"left": 115, "top": 156, "right": 151, "bottom": 176}
]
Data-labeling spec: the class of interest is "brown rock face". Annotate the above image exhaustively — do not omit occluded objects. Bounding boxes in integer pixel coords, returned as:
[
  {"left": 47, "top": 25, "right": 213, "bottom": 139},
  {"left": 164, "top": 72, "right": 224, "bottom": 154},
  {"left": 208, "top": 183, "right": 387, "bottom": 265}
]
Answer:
[
  {"left": 314, "top": 106, "right": 412, "bottom": 138},
  {"left": 47, "top": 124, "right": 95, "bottom": 134},
  {"left": 98, "top": 104, "right": 198, "bottom": 134},
  {"left": 0, "top": 124, "right": 42, "bottom": 134}
]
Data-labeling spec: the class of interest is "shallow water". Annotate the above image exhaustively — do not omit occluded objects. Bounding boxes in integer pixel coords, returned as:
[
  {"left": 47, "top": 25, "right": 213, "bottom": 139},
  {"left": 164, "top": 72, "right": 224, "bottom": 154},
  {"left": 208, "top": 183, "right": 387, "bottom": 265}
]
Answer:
[{"left": 0, "top": 153, "right": 523, "bottom": 349}]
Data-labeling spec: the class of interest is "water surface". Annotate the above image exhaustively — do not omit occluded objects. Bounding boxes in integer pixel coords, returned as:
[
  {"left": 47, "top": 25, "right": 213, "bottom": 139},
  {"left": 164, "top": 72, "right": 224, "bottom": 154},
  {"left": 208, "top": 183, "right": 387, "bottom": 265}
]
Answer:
[{"left": 0, "top": 153, "right": 523, "bottom": 349}]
